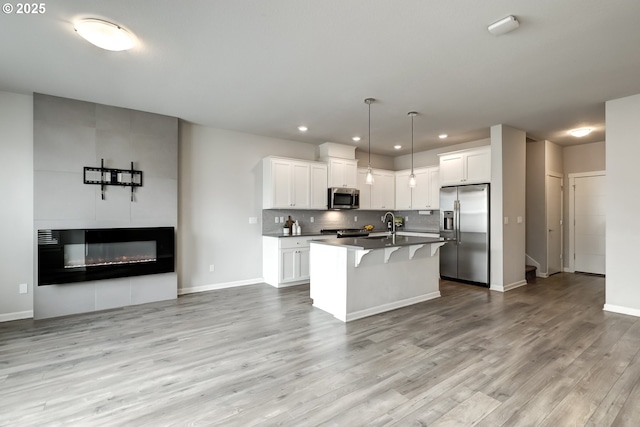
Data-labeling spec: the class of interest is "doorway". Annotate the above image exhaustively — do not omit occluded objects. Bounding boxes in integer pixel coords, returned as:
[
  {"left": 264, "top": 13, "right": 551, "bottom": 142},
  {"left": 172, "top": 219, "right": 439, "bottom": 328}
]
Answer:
[
  {"left": 546, "top": 174, "right": 563, "bottom": 275},
  {"left": 569, "top": 171, "right": 606, "bottom": 274}
]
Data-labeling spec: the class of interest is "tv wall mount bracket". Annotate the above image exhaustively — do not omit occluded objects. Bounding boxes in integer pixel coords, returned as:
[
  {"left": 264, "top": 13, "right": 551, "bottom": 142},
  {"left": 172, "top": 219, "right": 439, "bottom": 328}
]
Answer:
[{"left": 83, "top": 159, "right": 143, "bottom": 201}]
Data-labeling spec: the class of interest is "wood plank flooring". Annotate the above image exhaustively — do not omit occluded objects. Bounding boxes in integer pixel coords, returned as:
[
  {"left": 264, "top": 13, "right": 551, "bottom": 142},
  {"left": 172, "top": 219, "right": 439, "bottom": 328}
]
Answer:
[{"left": 1, "top": 273, "right": 639, "bottom": 426}]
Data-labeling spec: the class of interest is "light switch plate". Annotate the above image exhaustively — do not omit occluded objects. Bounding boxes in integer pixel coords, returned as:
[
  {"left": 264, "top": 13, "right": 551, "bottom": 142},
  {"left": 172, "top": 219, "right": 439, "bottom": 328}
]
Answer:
[{"left": 19, "top": 283, "right": 28, "bottom": 294}]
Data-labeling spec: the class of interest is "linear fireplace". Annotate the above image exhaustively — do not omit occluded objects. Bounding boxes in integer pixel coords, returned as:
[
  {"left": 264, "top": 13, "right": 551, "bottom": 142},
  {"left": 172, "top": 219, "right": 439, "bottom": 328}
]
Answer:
[{"left": 38, "top": 227, "right": 175, "bottom": 285}]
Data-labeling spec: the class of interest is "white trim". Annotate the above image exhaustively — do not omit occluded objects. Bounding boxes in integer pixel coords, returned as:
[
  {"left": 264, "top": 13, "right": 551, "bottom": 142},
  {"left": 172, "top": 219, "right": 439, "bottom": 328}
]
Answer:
[
  {"left": 178, "top": 278, "right": 263, "bottom": 295},
  {"left": 568, "top": 171, "right": 606, "bottom": 273},
  {"left": 490, "top": 279, "right": 527, "bottom": 292},
  {"left": 0, "top": 310, "right": 33, "bottom": 322},
  {"left": 563, "top": 267, "right": 574, "bottom": 273},
  {"left": 604, "top": 304, "right": 640, "bottom": 318},
  {"left": 344, "top": 291, "right": 441, "bottom": 322}
]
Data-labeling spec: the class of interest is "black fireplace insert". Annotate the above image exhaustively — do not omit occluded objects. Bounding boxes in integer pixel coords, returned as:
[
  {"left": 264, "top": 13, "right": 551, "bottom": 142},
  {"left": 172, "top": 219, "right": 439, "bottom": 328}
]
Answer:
[{"left": 38, "top": 227, "right": 175, "bottom": 285}]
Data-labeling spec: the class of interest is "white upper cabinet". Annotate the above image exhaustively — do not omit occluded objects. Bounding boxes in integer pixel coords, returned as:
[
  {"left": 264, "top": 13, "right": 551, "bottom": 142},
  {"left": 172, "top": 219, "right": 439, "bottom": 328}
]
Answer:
[
  {"left": 309, "top": 162, "right": 328, "bottom": 209},
  {"left": 395, "top": 170, "right": 413, "bottom": 210},
  {"left": 357, "top": 168, "right": 395, "bottom": 210},
  {"left": 395, "top": 166, "right": 439, "bottom": 210},
  {"left": 263, "top": 157, "right": 327, "bottom": 209},
  {"left": 439, "top": 146, "right": 491, "bottom": 186},
  {"left": 356, "top": 168, "right": 372, "bottom": 209},
  {"left": 326, "top": 158, "right": 358, "bottom": 188},
  {"left": 370, "top": 169, "right": 395, "bottom": 210}
]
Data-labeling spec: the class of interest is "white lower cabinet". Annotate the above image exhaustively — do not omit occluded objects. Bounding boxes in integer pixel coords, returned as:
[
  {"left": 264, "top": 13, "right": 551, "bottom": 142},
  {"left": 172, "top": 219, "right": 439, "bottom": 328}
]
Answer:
[
  {"left": 280, "top": 248, "right": 310, "bottom": 283},
  {"left": 263, "top": 235, "right": 330, "bottom": 287}
]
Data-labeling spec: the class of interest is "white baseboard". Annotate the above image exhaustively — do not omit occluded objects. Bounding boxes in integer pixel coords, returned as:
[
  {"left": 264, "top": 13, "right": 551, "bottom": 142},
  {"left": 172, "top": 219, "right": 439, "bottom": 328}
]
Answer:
[
  {"left": 490, "top": 280, "right": 527, "bottom": 293},
  {"left": 537, "top": 272, "right": 549, "bottom": 278},
  {"left": 603, "top": 304, "right": 640, "bottom": 318},
  {"left": 0, "top": 310, "right": 33, "bottom": 323},
  {"left": 178, "top": 278, "right": 263, "bottom": 295},
  {"left": 563, "top": 267, "right": 574, "bottom": 273},
  {"left": 345, "top": 291, "right": 441, "bottom": 322}
]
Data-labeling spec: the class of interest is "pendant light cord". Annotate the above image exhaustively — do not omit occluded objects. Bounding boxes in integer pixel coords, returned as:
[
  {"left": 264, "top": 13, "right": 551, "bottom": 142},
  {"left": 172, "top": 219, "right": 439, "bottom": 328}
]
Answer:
[
  {"left": 411, "top": 113, "right": 414, "bottom": 174},
  {"left": 368, "top": 100, "right": 372, "bottom": 167}
]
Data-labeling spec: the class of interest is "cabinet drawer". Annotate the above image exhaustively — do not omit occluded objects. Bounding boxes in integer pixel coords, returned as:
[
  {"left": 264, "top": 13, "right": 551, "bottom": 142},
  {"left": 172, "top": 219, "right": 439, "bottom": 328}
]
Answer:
[{"left": 279, "top": 236, "right": 314, "bottom": 249}]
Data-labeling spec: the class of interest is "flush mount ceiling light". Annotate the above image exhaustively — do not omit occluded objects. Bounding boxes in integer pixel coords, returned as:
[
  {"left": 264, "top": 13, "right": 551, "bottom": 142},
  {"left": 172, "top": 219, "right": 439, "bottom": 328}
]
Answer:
[
  {"left": 352, "top": 136, "right": 361, "bottom": 142},
  {"left": 439, "top": 134, "right": 448, "bottom": 139},
  {"left": 488, "top": 15, "right": 520, "bottom": 36},
  {"left": 569, "top": 127, "right": 593, "bottom": 137},
  {"left": 297, "top": 125, "right": 308, "bottom": 132},
  {"left": 364, "top": 98, "right": 375, "bottom": 185},
  {"left": 394, "top": 145, "right": 402, "bottom": 150},
  {"left": 74, "top": 18, "right": 135, "bottom": 51}
]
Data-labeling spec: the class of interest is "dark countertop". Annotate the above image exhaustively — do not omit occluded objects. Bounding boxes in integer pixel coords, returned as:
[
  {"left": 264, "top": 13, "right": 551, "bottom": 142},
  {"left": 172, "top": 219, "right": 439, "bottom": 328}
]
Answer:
[
  {"left": 309, "top": 235, "right": 444, "bottom": 250},
  {"left": 263, "top": 229, "right": 440, "bottom": 238}
]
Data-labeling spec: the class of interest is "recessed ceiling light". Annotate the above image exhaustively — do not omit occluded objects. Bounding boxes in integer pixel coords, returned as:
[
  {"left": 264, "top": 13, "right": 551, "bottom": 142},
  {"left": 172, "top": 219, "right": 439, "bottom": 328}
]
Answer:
[
  {"left": 488, "top": 15, "right": 520, "bottom": 36},
  {"left": 74, "top": 18, "right": 136, "bottom": 51},
  {"left": 352, "top": 136, "right": 361, "bottom": 142},
  {"left": 439, "top": 134, "right": 448, "bottom": 139},
  {"left": 569, "top": 127, "right": 593, "bottom": 137},
  {"left": 394, "top": 145, "right": 402, "bottom": 150},
  {"left": 297, "top": 126, "right": 308, "bottom": 132}
]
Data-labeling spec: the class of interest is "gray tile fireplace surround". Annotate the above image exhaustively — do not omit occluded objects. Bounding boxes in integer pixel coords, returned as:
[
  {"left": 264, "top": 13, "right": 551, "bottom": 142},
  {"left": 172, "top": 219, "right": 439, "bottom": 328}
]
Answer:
[
  {"left": 33, "top": 94, "right": 178, "bottom": 319},
  {"left": 262, "top": 209, "right": 440, "bottom": 234}
]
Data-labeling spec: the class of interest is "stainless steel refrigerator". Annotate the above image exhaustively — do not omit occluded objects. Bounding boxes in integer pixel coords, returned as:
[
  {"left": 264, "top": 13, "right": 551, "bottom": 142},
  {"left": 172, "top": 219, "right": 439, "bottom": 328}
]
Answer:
[{"left": 439, "top": 184, "right": 490, "bottom": 287}]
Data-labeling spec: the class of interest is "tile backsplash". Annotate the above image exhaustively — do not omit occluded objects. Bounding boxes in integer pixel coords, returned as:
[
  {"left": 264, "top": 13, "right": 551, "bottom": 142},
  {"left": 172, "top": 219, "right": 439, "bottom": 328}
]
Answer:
[{"left": 262, "top": 209, "right": 440, "bottom": 234}]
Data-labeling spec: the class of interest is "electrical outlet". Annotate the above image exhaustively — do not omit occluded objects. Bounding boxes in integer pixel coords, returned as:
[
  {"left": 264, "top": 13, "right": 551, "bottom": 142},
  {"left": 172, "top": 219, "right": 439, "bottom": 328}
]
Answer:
[
  {"left": 249, "top": 217, "right": 258, "bottom": 224},
  {"left": 19, "top": 283, "right": 28, "bottom": 294},
  {"left": 405, "top": 216, "right": 409, "bottom": 222},
  {"left": 279, "top": 216, "right": 284, "bottom": 223},
  {"left": 504, "top": 216, "right": 509, "bottom": 225},
  {"left": 274, "top": 217, "right": 279, "bottom": 224},
  {"left": 310, "top": 217, "right": 314, "bottom": 223},
  {"left": 354, "top": 215, "right": 358, "bottom": 222},
  {"left": 381, "top": 216, "right": 384, "bottom": 222},
  {"left": 517, "top": 216, "right": 523, "bottom": 224},
  {"left": 209, "top": 264, "right": 215, "bottom": 272}
]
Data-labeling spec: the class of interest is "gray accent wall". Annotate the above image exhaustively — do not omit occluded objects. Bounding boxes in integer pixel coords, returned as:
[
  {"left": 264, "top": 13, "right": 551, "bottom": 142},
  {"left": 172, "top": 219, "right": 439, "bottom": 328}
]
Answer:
[
  {"left": 0, "top": 91, "right": 34, "bottom": 321},
  {"left": 33, "top": 94, "right": 178, "bottom": 319}
]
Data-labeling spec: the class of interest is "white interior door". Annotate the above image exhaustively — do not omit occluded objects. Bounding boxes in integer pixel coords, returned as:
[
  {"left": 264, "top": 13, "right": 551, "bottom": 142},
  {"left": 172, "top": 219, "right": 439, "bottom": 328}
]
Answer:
[
  {"left": 573, "top": 174, "right": 606, "bottom": 274},
  {"left": 547, "top": 175, "right": 563, "bottom": 275}
]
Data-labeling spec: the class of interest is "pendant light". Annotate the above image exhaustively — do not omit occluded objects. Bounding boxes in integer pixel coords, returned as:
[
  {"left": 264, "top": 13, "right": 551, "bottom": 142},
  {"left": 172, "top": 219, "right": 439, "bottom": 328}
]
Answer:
[
  {"left": 364, "top": 98, "right": 375, "bottom": 185},
  {"left": 408, "top": 111, "right": 417, "bottom": 188}
]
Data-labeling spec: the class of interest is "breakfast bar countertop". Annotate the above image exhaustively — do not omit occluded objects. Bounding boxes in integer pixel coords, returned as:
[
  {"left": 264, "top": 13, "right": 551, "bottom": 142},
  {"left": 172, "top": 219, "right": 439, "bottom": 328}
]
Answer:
[{"left": 309, "top": 234, "right": 443, "bottom": 250}]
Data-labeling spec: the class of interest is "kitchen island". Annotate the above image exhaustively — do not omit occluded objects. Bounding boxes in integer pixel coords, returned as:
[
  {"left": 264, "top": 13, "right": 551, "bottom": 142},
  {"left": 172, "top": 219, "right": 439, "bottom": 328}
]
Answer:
[{"left": 309, "top": 234, "right": 446, "bottom": 322}]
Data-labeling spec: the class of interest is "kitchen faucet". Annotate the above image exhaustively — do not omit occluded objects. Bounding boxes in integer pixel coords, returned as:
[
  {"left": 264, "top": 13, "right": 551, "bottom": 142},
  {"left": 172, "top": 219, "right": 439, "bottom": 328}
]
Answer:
[{"left": 383, "top": 211, "right": 396, "bottom": 235}]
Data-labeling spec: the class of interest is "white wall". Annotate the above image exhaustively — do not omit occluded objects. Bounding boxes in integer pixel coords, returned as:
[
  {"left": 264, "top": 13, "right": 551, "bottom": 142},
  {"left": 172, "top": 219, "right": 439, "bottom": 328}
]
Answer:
[
  {"left": 490, "top": 125, "right": 526, "bottom": 291},
  {"left": 605, "top": 94, "right": 640, "bottom": 316},
  {"left": 526, "top": 140, "right": 546, "bottom": 271},
  {"left": 0, "top": 91, "right": 33, "bottom": 321},
  {"left": 178, "top": 122, "right": 318, "bottom": 293}
]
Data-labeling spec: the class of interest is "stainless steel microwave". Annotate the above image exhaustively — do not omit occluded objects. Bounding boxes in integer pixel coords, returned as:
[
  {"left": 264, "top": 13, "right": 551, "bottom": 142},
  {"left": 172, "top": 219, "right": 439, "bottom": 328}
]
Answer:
[{"left": 328, "top": 187, "right": 359, "bottom": 210}]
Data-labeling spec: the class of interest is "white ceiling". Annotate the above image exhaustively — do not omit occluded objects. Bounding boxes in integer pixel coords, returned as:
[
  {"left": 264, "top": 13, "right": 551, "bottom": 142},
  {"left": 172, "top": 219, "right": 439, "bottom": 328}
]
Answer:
[{"left": 2, "top": 0, "right": 640, "bottom": 156}]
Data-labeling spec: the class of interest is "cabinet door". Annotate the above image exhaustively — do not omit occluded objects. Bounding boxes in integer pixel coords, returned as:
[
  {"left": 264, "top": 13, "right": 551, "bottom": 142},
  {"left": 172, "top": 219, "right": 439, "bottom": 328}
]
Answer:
[
  {"left": 328, "top": 159, "right": 358, "bottom": 187},
  {"left": 272, "top": 160, "right": 292, "bottom": 208},
  {"left": 428, "top": 167, "right": 440, "bottom": 209},
  {"left": 411, "top": 168, "right": 430, "bottom": 209},
  {"left": 298, "top": 248, "right": 310, "bottom": 280},
  {"left": 395, "top": 170, "right": 412, "bottom": 210},
  {"left": 372, "top": 170, "right": 395, "bottom": 210},
  {"left": 310, "top": 163, "right": 328, "bottom": 209},
  {"left": 439, "top": 153, "right": 464, "bottom": 186},
  {"left": 280, "top": 249, "right": 297, "bottom": 283},
  {"left": 465, "top": 149, "right": 491, "bottom": 184},
  {"left": 357, "top": 168, "right": 372, "bottom": 209},
  {"left": 291, "top": 162, "right": 310, "bottom": 208}
]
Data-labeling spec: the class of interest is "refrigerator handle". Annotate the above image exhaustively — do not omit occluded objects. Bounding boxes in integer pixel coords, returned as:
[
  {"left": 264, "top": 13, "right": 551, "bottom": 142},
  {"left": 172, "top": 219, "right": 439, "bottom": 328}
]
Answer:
[{"left": 455, "top": 200, "right": 461, "bottom": 244}]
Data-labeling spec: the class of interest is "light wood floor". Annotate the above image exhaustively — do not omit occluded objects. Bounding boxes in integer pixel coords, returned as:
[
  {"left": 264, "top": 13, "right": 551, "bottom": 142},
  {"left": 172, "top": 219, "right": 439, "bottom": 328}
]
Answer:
[{"left": 1, "top": 273, "right": 639, "bottom": 426}]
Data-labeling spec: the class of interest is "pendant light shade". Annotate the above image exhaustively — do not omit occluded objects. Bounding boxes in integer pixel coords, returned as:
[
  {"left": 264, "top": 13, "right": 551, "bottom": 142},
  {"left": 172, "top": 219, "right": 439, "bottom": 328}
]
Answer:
[
  {"left": 364, "top": 98, "right": 375, "bottom": 185},
  {"left": 408, "top": 111, "right": 417, "bottom": 188}
]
